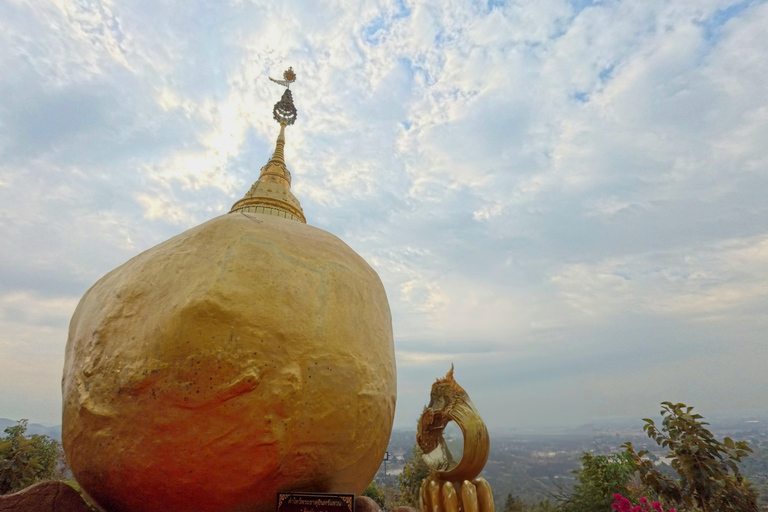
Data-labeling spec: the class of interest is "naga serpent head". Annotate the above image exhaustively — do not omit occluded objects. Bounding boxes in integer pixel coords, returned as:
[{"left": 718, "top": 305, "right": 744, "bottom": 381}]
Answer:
[{"left": 416, "top": 365, "right": 490, "bottom": 481}]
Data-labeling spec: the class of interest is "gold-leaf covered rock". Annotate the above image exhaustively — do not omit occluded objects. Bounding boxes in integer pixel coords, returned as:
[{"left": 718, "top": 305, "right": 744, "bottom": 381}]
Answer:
[{"left": 62, "top": 212, "right": 396, "bottom": 512}]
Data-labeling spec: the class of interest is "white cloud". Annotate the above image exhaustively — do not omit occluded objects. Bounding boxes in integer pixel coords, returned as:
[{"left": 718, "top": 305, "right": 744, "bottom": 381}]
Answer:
[
  {"left": 551, "top": 234, "right": 768, "bottom": 321},
  {"left": 1, "top": 0, "right": 767, "bottom": 428}
]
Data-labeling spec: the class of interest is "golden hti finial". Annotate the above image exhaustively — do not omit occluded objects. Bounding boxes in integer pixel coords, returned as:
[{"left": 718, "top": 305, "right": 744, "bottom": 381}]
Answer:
[
  {"left": 269, "top": 67, "right": 297, "bottom": 126},
  {"left": 229, "top": 67, "right": 305, "bottom": 223}
]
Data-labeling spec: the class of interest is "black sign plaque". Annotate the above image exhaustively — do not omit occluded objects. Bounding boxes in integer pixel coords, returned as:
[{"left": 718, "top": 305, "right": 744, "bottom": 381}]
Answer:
[{"left": 277, "top": 492, "right": 355, "bottom": 512}]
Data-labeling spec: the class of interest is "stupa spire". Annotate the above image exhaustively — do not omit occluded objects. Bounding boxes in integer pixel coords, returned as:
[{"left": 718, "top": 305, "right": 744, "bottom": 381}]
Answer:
[
  {"left": 268, "top": 123, "right": 287, "bottom": 167},
  {"left": 230, "top": 67, "right": 306, "bottom": 223}
]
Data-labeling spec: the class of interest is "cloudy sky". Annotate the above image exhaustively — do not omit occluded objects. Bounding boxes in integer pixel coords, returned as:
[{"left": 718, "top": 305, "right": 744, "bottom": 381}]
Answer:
[{"left": 1, "top": 0, "right": 767, "bottom": 430}]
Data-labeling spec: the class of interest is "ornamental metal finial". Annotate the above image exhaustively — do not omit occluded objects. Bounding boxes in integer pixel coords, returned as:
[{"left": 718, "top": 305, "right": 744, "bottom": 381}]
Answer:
[{"left": 269, "top": 67, "right": 297, "bottom": 125}]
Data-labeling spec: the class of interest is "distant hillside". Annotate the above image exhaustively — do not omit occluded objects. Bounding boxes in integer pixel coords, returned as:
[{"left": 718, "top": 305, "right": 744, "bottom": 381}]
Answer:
[{"left": 0, "top": 418, "right": 62, "bottom": 441}]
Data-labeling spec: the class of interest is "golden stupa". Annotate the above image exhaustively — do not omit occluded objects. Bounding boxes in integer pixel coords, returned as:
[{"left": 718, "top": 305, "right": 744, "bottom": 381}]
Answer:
[{"left": 62, "top": 68, "right": 397, "bottom": 512}]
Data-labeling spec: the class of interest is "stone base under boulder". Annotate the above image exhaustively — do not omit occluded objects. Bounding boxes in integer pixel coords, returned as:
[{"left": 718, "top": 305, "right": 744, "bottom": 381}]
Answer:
[
  {"left": 2, "top": 483, "right": 420, "bottom": 512},
  {"left": 0, "top": 480, "right": 92, "bottom": 512}
]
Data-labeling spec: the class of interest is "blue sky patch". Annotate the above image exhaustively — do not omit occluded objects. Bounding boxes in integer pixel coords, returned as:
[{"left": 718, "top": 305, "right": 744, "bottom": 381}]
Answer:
[
  {"left": 487, "top": 0, "right": 506, "bottom": 11},
  {"left": 572, "top": 92, "right": 590, "bottom": 103},
  {"left": 699, "top": 0, "right": 761, "bottom": 43},
  {"left": 599, "top": 63, "right": 616, "bottom": 83},
  {"left": 361, "top": 0, "right": 412, "bottom": 45},
  {"left": 362, "top": 17, "right": 387, "bottom": 45},
  {"left": 569, "top": 0, "right": 600, "bottom": 16}
]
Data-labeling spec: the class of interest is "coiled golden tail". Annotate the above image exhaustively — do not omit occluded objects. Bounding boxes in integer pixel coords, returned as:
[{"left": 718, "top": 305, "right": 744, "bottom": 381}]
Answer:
[{"left": 417, "top": 366, "right": 494, "bottom": 512}]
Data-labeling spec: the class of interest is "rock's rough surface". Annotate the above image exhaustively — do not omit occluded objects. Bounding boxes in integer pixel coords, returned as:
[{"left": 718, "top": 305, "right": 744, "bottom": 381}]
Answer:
[
  {"left": 62, "top": 212, "right": 396, "bottom": 512},
  {"left": 0, "top": 481, "right": 92, "bottom": 512}
]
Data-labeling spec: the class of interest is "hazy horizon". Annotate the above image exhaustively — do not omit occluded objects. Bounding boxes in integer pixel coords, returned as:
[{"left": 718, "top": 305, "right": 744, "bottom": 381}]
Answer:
[{"left": 5, "top": 406, "right": 768, "bottom": 433}]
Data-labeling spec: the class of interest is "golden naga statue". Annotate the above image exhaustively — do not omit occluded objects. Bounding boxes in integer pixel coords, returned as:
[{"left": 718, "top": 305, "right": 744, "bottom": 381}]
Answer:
[{"left": 417, "top": 366, "right": 494, "bottom": 512}]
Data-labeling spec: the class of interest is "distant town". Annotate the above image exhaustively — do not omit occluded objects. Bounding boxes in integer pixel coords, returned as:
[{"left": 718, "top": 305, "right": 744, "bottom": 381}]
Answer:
[{"left": 374, "top": 413, "right": 768, "bottom": 508}]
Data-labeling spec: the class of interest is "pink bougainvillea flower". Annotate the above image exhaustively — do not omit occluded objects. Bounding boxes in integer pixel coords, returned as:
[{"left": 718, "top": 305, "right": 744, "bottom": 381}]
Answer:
[{"left": 611, "top": 494, "right": 675, "bottom": 512}]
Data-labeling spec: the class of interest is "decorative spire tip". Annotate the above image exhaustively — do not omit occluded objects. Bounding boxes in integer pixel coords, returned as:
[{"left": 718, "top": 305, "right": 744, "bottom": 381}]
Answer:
[{"left": 269, "top": 67, "right": 298, "bottom": 126}]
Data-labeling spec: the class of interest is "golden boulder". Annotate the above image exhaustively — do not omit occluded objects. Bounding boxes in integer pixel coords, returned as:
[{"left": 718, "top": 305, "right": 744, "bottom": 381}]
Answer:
[{"left": 63, "top": 212, "right": 396, "bottom": 512}]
